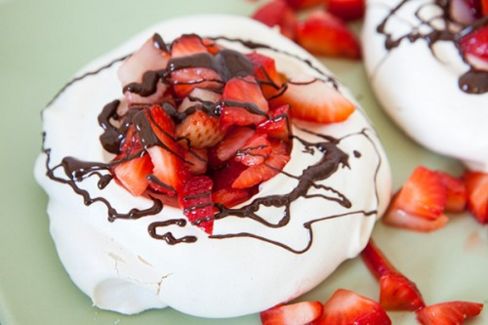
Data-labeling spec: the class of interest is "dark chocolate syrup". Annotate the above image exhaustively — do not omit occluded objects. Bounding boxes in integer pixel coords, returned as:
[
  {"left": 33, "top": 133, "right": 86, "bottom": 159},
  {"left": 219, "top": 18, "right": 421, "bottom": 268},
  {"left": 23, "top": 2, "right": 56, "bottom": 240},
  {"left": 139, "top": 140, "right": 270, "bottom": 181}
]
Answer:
[
  {"left": 376, "top": 0, "right": 487, "bottom": 94},
  {"left": 42, "top": 34, "right": 384, "bottom": 254}
]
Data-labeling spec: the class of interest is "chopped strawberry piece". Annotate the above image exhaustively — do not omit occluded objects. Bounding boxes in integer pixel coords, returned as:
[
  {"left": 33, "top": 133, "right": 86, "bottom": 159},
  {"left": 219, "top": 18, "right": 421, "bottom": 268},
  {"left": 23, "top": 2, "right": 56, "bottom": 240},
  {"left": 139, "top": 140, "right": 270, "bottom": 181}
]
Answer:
[
  {"left": 220, "top": 76, "right": 269, "bottom": 129},
  {"left": 437, "top": 171, "right": 467, "bottom": 212},
  {"left": 416, "top": 301, "right": 484, "bottom": 325},
  {"left": 483, "top": 0, "right": 488, "bottom": 15},
  {"left": 118, "top": 125, "right": 143, "bottom": 157},
  {"left": 361, "top": 241, "right": 425, "bottom": 311},
  {"left": 390, "top": 166, "right": 448, "bottom": 220},
  {"left": 232, "top": 141, "right": 290, "bottom": 189},
  {"left": 260, "top": 301, "right": 323, "bottom": 325},
  {"left": 145, "top": 105, "right": 188, "bottom": 194},
  {"left": 185, "top": 148, "right": 208, "bottom": 175},
  {"left": 171, "top": 34, "right": 208, "bottom": 57},
  {"left": 384, "top": 205, "right": 449, "bottom": 232},
  {"left": 235, "top": 134, "right": 272, "bottom": 166},
  {"left": 212, "top": 160, "right": 250, "bottom": 190},
  {"left": 296, "top": 11, "right": 361, "bottom": 59},
  {"left": 252, "top": 0, "right": 298, "bottom": 40},
  {"left": 459, "top": 25, "right": 488, "bottom": 69},
  {"left": 213, "top": 188, "right": 255, "bottom": 208},
  {"left": 202, "top": 38, "right": 221, "bottom": 55},
  {"left": 315, "top": 289, "right": 391, "bottom": 325},
  {"left": 246, "top": 52, "right": 285, "bottom": 98},
  {"left": 325, "top": 0, "right": 365, "bottom": 21},
  {"left": 216, "top": 127, "right": 255, "bottom": 162},
  {"left": 284, "top": 0, "right": 323, "bottom": 10},
  {"left": 176, "top": 110, "right": 224, "bottom": 148},
  {"left": 257, "top": 105, "right": 291, "bottom": 140},
  {"left": 179, "top": 176, "right": 215, "bottom": 234},
  {"left": 270, "top": 78, "right": 355, "bottom": 123},
  {"left": 113, "top": 155, "right": 153, "bottom": 196},
  {"left": 178, "top": 88, "right": 221, "bottom": 113},
  {"left": 464, "top": 171, "right": 488, "bottom": 223}
]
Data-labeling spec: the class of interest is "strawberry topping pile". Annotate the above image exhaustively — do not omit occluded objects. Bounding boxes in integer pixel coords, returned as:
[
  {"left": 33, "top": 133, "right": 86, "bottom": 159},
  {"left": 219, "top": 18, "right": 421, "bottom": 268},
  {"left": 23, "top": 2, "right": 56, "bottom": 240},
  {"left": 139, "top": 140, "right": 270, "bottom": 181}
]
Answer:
[{"left": 109, "top": 33, "right": 356, "bottom": 235}]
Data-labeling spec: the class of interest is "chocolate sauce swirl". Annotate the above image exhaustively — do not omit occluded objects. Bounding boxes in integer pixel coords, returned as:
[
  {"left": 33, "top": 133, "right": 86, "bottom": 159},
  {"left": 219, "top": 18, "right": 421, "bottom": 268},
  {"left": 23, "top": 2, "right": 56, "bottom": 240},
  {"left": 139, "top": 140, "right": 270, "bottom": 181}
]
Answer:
[
  {"left": 376, "top": 0, "right": 487, "bottom": 94},
  {"left": 41, "top": 34, "right": 384, "bottom": 254}
]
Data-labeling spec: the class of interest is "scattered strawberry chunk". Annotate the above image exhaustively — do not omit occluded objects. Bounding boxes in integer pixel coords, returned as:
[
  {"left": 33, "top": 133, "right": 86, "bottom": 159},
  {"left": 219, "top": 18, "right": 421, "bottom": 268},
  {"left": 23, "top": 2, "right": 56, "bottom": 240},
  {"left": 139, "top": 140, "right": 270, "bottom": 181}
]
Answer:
[
  {"left": 232, "top": 141, "right": 290, "bottom": 189},
  {"left": 235, "top": 134, "right": 272, "bottom": 166},
  {"left": 179, "top": 176, "right": 215, "bottom": 234},
  {"left": 246, "top": 51, "right": 286, "bottom": 98},
  {"left": 113, "top": 155, "right": 153, "bottom": 196},
  {"left": 212, "top": 160, "right": 250, "bottom": 190},
  {"left": 176, "top": 110, "right": 224, "bottom": 148},
  {"left": 416, "top": 301, "right": 484, "bottom": 325},
  {"left": 185, "top": 148, "right": 208, "bottom": 175},
  {"left": 464, "top": 171, "right": 488, "bottom": 224},
  {"left": 384, "top": 166, "right": 449, "bottom": 232},
  {"left": 260, "top": 301, "right": 323, "bottom": 325},
  {"left": 315, "top": 289, "right": 391, "bottom": 325},
  {"left": 325, "top": 0, "right": 365, "bottom": 21},
  {"left": 437, "top": 171, "right": 467, "bottom": 212},
  {"left": 216, "top": 127, "right": 255, "bottom": 162},
  {"left": 361, "top": 241, "right": 425, "bottom": 311},
  {"left": 270, "top": 78, "right": 355, "bottom": 124},
  {"left": 252, "top": 0, "right": 299, "bottom": 40},
  {"left": 257, "top": 105, "right": 291, "bottom": 141},
  {"left": 284, "top": 0, "right": 323, "bottom": 10},
  {"left": 296, "top": 11, "right": 361, "bottom": 59},
  {"left": 212, "top": 188, "right": 255, "bottom": 208},
  {"left": 459, "top": 25, "right": 488, "bottom": 71},
  {"left": 220, "top": 76, "right": 269, "bottom": 129}
]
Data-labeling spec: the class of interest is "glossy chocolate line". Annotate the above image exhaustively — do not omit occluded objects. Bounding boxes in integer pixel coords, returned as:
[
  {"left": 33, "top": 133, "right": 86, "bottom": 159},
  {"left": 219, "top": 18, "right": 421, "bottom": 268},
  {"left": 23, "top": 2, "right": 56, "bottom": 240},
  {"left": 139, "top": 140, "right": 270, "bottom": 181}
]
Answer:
[
  {"left": 148, "top": 219, "right": 197, "bottom": 245},
  {"left": 376, "top": 0, "right": 487, "bottom": 94}
]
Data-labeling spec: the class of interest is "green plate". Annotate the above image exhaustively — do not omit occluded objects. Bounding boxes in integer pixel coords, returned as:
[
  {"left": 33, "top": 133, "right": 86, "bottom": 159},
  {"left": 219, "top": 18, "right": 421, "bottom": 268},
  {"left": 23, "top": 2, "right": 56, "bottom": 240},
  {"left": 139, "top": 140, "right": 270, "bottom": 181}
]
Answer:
[{"left": 0, "top": 0, "right": 486, "bottom": 324}]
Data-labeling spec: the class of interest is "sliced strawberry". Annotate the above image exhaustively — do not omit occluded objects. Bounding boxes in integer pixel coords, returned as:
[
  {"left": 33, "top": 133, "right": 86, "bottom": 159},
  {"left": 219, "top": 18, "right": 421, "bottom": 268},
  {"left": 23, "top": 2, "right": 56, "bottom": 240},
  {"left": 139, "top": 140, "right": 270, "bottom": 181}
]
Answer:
[
  {"left": 212, "top": 188, "right": 255, "bottom": 208},
  {"left": 390, "top": 166, "right": 448, "bottom": 220},
  {"left": 216, "top": 127, "right": 255, "bottom": 162},
  {"left": 459, "top": 25, "right": 488, "bottom": 70},
  {"left": 325, "top": 0, "right": 365, "bottom": 21},
  {"left": 437, "top": 171, "right": 467, "bottom": 212},
  {"left": 185, "top": 148, "right": 208, "bottom": 175},
  {"left": 284, "top": 0, "right": 323, "bottom": 10},
  {"left": 252, "top": 0, "right": 298, "bottom": 40},
  {"left": 260, "top": 301, "right": 323, "bottom": 325},
  {"left": 202, "top": 38, "right": 221, "bottom": 55},
  {"left": 113, "top": 155, "right": 153, "bottom": 196},
  {"left": 296, "top": 11, "right": 361, "bottom": 59},
  {"left": 315, "top": 289, "right": 391, "bottom": 325},
  {"left": 464, "top": 171, "right": 488, "bottom": 224},
  {"left": 176, "top": 110, "right": 224, "bottom": 148},
  {"left": 383, "top": 205, "right": 449, "bottom": 232},
  {"left": 361, "top": 241, "right": 425, "bottom": 311},
  {"left": 170, "top": 35, "right": 222, "bottom": 97},
  {"left": 179, "top": 176, "right": 215, "bottom": 234},
  {"left": 235, "top": 134, "right": 272, "bottom": 166},
  {"left": 118, "top": 125, "right": 143, "bottom": 156},
  {"left": 178, "top": 88, "right": 221, "bottom": 113},
  {"left": 246, "top": 52, "right": 285, "bottom": 98},
  {"left": 212, "top": 160, "right": 250, "bottom": 191},
  {"left": 232, "top": 141, "right": 290, "bottom": 189},
  {"left": 257, "top": 105, "right": 291, "bottom": 141},
  {"left": 145, "top": 105, "right": 188, "bottom": 194},
  {"left": 271, "top": 78, "right": 355, "bottom": 124},
  {"left": 483, "top": 0, "right": 488, "bottom": 15},
  {"left": 220, "top": 76, "right": 269, "bottom": 129},
  {"left": 416, "top": 301, "right": 484, "bottom": 325}
]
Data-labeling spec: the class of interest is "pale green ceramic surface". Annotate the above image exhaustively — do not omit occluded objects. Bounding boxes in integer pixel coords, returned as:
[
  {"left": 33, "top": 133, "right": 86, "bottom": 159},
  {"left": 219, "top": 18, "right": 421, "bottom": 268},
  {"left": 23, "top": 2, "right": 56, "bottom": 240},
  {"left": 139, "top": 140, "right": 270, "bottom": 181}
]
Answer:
[{"left": 0, "top": 0, "right": 486, "bottom": 324}]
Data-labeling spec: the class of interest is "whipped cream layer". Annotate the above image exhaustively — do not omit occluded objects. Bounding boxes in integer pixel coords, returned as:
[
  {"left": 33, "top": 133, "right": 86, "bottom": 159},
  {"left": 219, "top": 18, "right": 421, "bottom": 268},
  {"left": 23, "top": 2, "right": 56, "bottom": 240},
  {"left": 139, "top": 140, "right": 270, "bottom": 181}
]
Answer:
[
  {"left": 363, "top": 0, "right": 488, "bottom": 172},
  {"left": 35, "top": 15, "right": 391, "bottom": 318}
]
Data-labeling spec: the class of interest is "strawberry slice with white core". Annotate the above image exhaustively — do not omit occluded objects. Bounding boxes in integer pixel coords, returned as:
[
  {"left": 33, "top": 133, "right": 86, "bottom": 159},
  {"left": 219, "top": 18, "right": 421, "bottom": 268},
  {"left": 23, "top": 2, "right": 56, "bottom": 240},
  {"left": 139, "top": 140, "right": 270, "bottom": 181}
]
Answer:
[
  {"left": 252, "top": 0, "right": 299, "bottom": 40},
  {"left": 260, "top": 301, "right": 323, "bottom": 325},
  {"left": 315, "top": 289, "right": 391, "bottom": 325},
  {"left": 235, "top": 134, "right": 272, "bottom": 166},
  {"left": 171, "top": 34, "right": 208, "bottom": 57},
  {"left": 437, "top": 171, "right": 467, "bottom": 212},
  {"left": 178, "top": 88, "right": 221, "bottom": 113},
  {"left": 296, "top": 11, "right": 361, "bottom": 59},
  {"left": 184, "top": 148, "right": 208, "bottom": 175},
  {"left": 176, "top": 110, "right": 224, "bottom": 149},
  {"left": 220, "top": 76, "right": 269, "bottom": 129},
  {"left": 257, "top": 105, "right": 291, "bottom": 141},
  {"left": 232, "top": 141, "right": 290, "bottom": 189},
  {"left": 179, "top": 176, "right": 215, "bottom": 234},
  {"left": 464, "top": 171, "right": 488, "bottom": 223},
  {"left": 384, "top": 166, "right": 449, "bottom": 232},
  {"left": 361, "top": 240, "right": 425, "bottom": 311},
  {"left": 416, "top": 301, "right": 484, "bottom": 325},
  {"left": 325, "top": 0, "right": 365, "bottom": 21},
  {"left": 271, "top": 78, "right": 355, "bottom": 124},
  {"left": 216, "top": 127, "right": 255, "bottom": 162},
  {"left": 113, "top": 155, "right": 153, "bottom": 196},
  {"left": 246, "top": 51, "right": 286, "bottom": 98}
]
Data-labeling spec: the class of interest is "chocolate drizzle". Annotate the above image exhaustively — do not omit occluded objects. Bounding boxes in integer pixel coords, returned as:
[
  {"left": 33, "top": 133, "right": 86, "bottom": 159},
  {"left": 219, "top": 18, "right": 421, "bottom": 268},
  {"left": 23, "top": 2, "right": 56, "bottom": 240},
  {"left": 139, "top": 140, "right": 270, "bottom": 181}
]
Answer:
[
  {"left": 376, "top": 0, "right": 487, "bottom": 94},
  {"left": 41, "top": 34, "right": 384, "bottom": 254}
]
